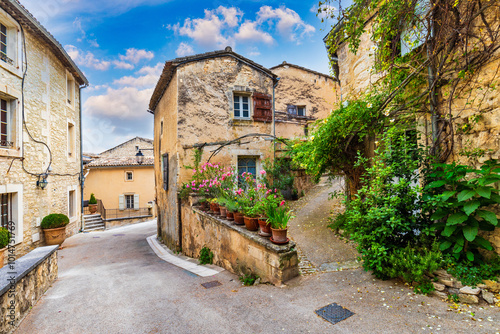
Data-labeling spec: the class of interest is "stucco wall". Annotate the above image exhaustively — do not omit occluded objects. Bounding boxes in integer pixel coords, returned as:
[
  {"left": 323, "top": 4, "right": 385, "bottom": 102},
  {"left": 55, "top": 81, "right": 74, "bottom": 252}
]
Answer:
[
  {"left": 0, "top": 25, "right": 82, "bottom": 257},
  {"left": 83, "top": 166, "right": 155, "bottom": 209}
]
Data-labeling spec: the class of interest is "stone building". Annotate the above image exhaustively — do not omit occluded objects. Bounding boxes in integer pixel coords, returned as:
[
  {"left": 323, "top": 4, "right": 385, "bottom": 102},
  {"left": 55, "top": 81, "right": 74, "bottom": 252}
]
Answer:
[
  {"left": 0, "top": 0, "right": 88, "bottom": 257},
  {"left": 83, "top": 137, "right": 155, "bottom": 229},
  {"left": 323, "top": 7, "right": 500, "bottom": 253},
  {"left": 149, "top": 47, "right": 337, "bottom": 250}
]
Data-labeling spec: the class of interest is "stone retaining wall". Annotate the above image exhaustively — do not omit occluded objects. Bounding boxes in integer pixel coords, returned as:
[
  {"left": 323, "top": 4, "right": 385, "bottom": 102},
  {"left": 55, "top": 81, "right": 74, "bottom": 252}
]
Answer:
[
  {"left": 105, "top": 216, "right": 153, "bottom": 229},
  {"left": 180, "top": 199, "right": 299, "bottom": 285},
  {"left": 0, "top": 245, "right": 58, "bottom": 333},
  {"left": 429, "top": 269, "right": 500, "bottom": 305}
]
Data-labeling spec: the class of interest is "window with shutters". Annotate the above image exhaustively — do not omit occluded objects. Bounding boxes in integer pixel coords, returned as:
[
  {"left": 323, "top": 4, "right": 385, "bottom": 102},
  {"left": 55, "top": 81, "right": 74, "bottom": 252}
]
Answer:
[
  {"left": 287, "top": 105, "right": 306, "bottom": 118},
  {"left": 0, "top": 9, "right": 21, "bottom": 73},
  {"left": 233, "top": 94, "right": 251, "bottom": 119},
  {"left": 252, "top": 93, "right": 272, "bottom": 122},
  {"left": 0, "top": 97, "right": 17, "bottom": 150},
  {"left": 125, "top": 194, "right": 134, "bottom": 209},
  {"left": 0, "top": 185, "right": 23, "bottom": 244}
]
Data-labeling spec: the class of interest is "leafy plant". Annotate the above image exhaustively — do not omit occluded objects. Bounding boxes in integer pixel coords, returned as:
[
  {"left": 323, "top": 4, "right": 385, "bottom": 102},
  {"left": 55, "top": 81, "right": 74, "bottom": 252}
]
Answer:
[
  {"left": 0, "top": 227, "right": 11, "bottom": 249},
  {"left": 413, "top": 281, "right": 435, "bottom": 295},
  {"left": 199, "top": 246, "right": 214, "bottom": 265},
  {"left": 263, "top": 156, "right": 295, "bottom": 191},
  {"left": 239, "top": 273, "right": 259, "bottom": 286},
  {"left": 448, "top": 294, "right": 460, "bottom": 303},
  {"left": 445, "top": 256, "right": 500, "bottom": 287},
  {"left": 41, "top": 214, "right": 70, "bottom": 229},
  {"left": 425, "top": 160, "right": 500, "bottom": 262},
  {"left": 224, "top": 199, "right": 239, "bottom": 213},
  {"left": 266, "top": 205, "right": 293, "bottom": 230},
  {"left": 89, "top": 193, "right": 97, "bottom": 205}
]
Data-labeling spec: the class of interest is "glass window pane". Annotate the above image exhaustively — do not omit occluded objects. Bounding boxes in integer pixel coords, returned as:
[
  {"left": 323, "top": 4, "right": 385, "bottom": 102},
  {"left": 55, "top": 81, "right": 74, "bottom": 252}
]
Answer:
[
  {"left": 243, "top": 109, "right": 249, "bottom": 118},
  {"left": 242, "top": 96, "right": 248, "bottom": 103}
]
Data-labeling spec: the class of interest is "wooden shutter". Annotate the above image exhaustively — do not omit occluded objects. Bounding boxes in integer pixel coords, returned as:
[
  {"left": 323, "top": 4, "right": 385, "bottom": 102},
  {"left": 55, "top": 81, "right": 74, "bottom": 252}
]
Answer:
[
  {"left": 134, "top": 194, "right": 139, "bottom": 210},
  {"left": 163, "top": 154, "right": 169, "bottom": 191},
  {"left": 252, "top": 93, "right": 272, "bottom": 122},
  {"left": 119, "top": 195, "right": 125, "bottom": 211}
]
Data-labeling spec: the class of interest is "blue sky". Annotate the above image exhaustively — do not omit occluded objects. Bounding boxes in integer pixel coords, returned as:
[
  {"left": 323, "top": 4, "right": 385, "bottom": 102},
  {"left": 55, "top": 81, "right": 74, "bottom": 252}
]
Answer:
[{"left": 20, "top": 0, "right": 338, "bottom": 153}]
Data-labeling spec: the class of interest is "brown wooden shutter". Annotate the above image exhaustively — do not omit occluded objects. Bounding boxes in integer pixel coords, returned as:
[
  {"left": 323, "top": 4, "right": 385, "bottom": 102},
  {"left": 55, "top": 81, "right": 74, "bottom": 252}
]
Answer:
[{"left": 252, "top": 93, "right": 272, "bottom": 122}]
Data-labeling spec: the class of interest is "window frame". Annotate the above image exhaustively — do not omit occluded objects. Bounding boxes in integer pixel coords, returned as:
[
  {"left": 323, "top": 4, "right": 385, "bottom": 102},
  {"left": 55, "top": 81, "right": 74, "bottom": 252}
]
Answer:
[
  {"left": 125, "top": 194, "right": 134, "bottom": 209},
  {"left": 66, "top": 71, "right": 76, "bottom": 109},
  {"left": 125, "top": 171, "right": 134, "bottom": 182},
  {"left": 0, "top": 8, "right": 22, "bottom": 76},
  {"left": 237, "top": 156, "right": 258, "bottom": 179},
  {"left": 233, "top": 93, "right": 251, "bottom": 119},
  {"left": 67, "top": 121, "right": 76, "bottom": 159},
  {"left": 0, "top": 184, "right": 23, "bottom": 245},
  {"left": 0, "top": 93, "right": 20, "bottom": 157},
  {"left": 162, "top": 154, "right": 169, "bottom": 191}
]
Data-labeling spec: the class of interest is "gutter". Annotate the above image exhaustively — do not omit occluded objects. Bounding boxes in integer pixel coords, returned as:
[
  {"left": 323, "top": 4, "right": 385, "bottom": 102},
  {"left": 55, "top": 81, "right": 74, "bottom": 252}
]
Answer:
[{"left": 79, "top": 83, "right": 88, "bottom": 231}]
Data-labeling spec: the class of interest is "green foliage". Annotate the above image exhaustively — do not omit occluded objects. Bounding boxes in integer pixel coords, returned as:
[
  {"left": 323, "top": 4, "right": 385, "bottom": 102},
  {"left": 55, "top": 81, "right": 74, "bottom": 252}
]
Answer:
[
  {"left": 193, "top": 147, "right": 203, "bottom": 169},
  {"left": 266, "top": 205, "right": 293, "bottom": 230},
  {"left": 448, "top": 294, "right": 460, "bottom": 303},
  {"left": 89, "top": 193, "right": 97, "bottom": 205},
  {"left": 0, "top": 227, "right": 11, "bottom": 249},
  {"left": 445, "top": 256, "right": 500, "bottom": 288},
  {"left": 199, "top": 246, "right": 214, "bottom": 265},
  {"left": 424, "top": 160, "right": 500, "bottom": 262},
  {"left": 263, "top": 157, "right": 295, "bottom": 191},
  {"left": 41, "top": 214, "right": 69, "bottom": 229},
  {"left": 239, "top": 273, "right": 259, "bottom": 286},
  {"left": 413, "top": 281, "right": 436, "bottom": 295},
  {"left": 224, "top": 199, "right": 239, "bottom": 213}
]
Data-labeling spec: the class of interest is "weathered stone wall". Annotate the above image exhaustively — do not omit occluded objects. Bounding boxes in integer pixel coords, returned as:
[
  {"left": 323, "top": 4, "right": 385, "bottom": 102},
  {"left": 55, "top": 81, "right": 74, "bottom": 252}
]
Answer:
[
  {"left": 181, "top": 199, "right": 299, "bottom": 285},
  {"left": 105, "top": 216, "right": 154, "bottom": 229},
  {"left": 272, "top": 63, "right": 339, "bottom": 139},
  {"left": 0, "top": 245, "right": 58, "bottom": 334},
  {"left": 98, "top": 137, "right": 153, "bottom": 158},
  {"left": 0, "top": 27, "right": 82, "bottom": 257}
]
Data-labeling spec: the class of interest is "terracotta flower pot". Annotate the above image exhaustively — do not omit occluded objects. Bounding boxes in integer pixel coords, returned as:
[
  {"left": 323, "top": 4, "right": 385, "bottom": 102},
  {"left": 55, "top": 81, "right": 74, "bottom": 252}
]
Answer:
[
  {"left": 233, "top": 212, "right": 244, "bottom": 225},
  {"left": 0, "top": 247, "right": 6, "bottom": 269},
  {"left": 200, "top": 201, "right": 209, "bottom": 211},
  {"left": 89, "top": 204, "right": 97, "bottom": 214},
  {"left": 219, "top": 206, "right": 227, "bottom": 218},
  {"left": 226, "top": 211, "right": 234, "bottom": 221},
  {"left": 213, "top": 203, "right": 220, "bottom": 215},
  {"left": 243, "top": 216, "right": 259, "bottom": 231},
  {"left": 43, "top": 226, "right": 67, "bottom": 246},
  {"left": 270, "top": 227, "right": 288, "bottom": 244},
  {"left": 258, "top": 218, "right": 272, "bottom": 237}
]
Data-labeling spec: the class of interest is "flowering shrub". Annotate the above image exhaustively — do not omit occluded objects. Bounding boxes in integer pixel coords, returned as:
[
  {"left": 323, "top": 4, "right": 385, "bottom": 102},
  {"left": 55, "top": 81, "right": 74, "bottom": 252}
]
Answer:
[{"left": 180, "top": 162, "right": 235, "bottom": 199}]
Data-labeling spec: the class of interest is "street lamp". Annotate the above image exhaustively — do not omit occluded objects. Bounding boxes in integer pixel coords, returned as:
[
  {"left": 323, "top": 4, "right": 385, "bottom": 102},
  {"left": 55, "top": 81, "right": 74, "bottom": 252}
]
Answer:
[
  {"left": 37, "top": 173, "right": 48, "bottom": 189},
  {"left": 135, "top": 150, "right": 144, "bottom": 165}
]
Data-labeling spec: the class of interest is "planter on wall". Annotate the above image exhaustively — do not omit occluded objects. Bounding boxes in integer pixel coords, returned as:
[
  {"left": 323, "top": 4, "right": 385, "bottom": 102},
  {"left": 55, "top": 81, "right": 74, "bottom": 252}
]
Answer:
[
  {"left": 88, "top": 204, "right": 97, "bottom": 214},
  {"left": 233, "top": 212, "right": 244, "bottom": 225},
  {"left": 270, "top": 227, "right": 288, "bottom": 244},
  {"left": 258, "top": 218, "right": 272, "bottom": 237},
  {"left": 243, "top": 216, "right": 259, "bottom": 231},
  {"left": 226, "top": 211, "right": 234, "bottom": 221},
  {"left": 43, "top": 226, "right": 67, "bottom": 246},
  {"left": 219, "top": 206, "right": 227, "bottom": 218}
]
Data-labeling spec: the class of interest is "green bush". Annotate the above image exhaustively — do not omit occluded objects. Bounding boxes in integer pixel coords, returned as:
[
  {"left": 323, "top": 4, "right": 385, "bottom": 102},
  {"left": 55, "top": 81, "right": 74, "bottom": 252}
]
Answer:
[
  {"left": 199, "top": 246, "right": 213, "bottom": 265},
  {"left": 41, "top": 214, "right": 69, "bottom": 229},
  {"left": 89, "top": 193, "right": 97, "bottom": 205},
  {"left": 0, "top": 227, "right": 10, "bottom": 249},
  {"left": 445, "top": 255, "right": 500, "bottom": 287}
]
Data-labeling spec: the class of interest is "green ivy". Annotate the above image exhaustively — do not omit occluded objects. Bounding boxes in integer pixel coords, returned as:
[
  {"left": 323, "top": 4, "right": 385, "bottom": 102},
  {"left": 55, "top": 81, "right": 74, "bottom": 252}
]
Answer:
[{"left": 199, "top": 246, "right": 214, "bottom": 265}]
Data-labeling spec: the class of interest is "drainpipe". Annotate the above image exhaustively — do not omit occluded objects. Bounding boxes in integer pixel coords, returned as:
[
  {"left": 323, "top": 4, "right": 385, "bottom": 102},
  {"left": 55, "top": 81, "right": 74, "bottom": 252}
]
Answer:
[
  {"left": 272, "top": 78, "right": 280, "bottom": 162},
  {"left": 426, "top": 13, "right": 438, "bottom": 154},
  {"left": 79, "top": 83, "right": 88, "bottom": 231}
]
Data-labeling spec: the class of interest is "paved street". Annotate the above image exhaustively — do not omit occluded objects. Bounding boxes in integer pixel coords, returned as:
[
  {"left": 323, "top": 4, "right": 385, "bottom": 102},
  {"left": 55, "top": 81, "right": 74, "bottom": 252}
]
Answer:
[{"left": 15, "top": 217, "right": 499, "bottom": 334}]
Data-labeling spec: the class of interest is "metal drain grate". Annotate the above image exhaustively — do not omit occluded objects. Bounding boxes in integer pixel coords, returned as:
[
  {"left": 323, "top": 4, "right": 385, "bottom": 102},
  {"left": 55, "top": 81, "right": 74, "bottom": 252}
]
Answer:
[
  {"left": 315, "top": 303, "right": 354, "bottom": 325},
  {"left": 201, "top": 281, "right": 222, "bottom": 289}
]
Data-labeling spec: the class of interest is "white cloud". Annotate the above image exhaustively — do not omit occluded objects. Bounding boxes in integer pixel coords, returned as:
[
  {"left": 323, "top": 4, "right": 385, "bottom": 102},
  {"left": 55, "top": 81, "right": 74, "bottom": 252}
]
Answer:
[
  {"left": 113, "top": 63, "right": 163, "bottom": 88},
  {"left": 235, "top": 21, "right": 274, "bottom": 45},
  {"left": 176, "top": 9, "right": 229, "bottom": 48},
  {"left": 73, "top": 17, "right": 100, "bottom": 48},
  {"left": 257, "top": 6, "right": 315, "bottom": 42},
  {"left": 119, "top": 48, "right": 155, "bottom": 64},
  {"left": 113, "top": 60, "right": 135, "bottom": 70},
  {"left": 176, "top": 42, "right": 195, "bottom": 57},
  {"left": 65, "top": 45, "right": 111, "bottom": 71},
  {"left": 84, "top": 87, "right": 154, "bottom": 119},
  {"left": 217, "top": 6, "right": 243, "bottom": 27}
]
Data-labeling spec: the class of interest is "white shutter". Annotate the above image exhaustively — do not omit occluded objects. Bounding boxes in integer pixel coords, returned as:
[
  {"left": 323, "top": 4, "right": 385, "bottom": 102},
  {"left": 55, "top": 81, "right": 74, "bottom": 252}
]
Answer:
[
  {"left": 134, "top": 194, "right": 139, "bottom": 210},
  {"left": 119, "top": 195, "right": 125, "bottom": 210}
]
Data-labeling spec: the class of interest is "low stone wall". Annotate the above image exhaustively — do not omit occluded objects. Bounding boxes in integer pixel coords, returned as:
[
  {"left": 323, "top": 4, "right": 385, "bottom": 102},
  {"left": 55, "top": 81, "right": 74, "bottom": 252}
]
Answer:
[
  {"left": 0, "top": 245, "right": 58, "bottom": 333},
  {"left": 181, "top": 201, "right": 299, "bottom": 285},
  {"left": 430, "top": 269, "right": 500, "bottom": 305},
  {"left": 105, "top": 215, "right": 153, "bottom": 229}
]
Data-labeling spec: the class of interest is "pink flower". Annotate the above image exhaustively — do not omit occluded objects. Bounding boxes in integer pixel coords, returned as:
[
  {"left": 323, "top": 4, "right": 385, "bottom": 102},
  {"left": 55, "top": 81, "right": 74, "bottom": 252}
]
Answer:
[
  {"left": 274, "top": 195, "right": 277, "bottom": 198},
  {"left": 274, "top": 188, "right": 277, "bottom": 193},
  {"left": 193, "top": 169, "right": 197, "bottom": 174},
  {"left": 260, "top": 170, "right": 266, "bottom": 175},
  {"left": 186, "top": 185, "right": 190, "bottom": 188},
  {"left": 280, "top": 200, "right": 285, "bottom": 206}
]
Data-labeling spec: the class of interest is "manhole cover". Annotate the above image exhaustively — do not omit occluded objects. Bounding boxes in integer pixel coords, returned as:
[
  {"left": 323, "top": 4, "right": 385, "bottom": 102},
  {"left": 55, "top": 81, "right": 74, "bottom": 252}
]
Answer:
[
  {"left": 201, "top": 281, "right": 222, "bottom": 289},
  {"left": 315, "top": 303, "right": 354, "bottom": 325}
]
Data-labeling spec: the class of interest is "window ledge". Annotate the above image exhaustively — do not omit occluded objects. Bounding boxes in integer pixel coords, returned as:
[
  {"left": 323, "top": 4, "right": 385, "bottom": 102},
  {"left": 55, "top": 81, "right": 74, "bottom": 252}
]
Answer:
[
  {"left": 231, "top": 119, "right": 253, "bottom": 126},
  {"left": 0, "top": 62, "right": 22, "bottom": 78},
  {"left": 0, "top": 147, "right": 21, "bottom": 158}
]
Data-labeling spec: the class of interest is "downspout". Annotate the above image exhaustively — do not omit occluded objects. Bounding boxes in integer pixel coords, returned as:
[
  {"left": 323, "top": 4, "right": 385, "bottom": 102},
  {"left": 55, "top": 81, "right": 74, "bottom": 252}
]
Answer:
[
  {"left": 272, "top": 78, "right": 280, "bottom": 162},
  {"left": 426, "top": 9, "right": 438, "bottom": 154},
  {"left": 79, "top": 83, "right": 88, "bottom": 232}
]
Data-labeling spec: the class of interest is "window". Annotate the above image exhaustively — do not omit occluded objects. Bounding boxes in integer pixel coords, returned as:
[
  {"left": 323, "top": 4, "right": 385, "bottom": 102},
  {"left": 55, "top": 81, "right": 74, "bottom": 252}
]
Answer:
[
  {"left": 287, "top": 105, "right": 306, "bottom": 117},
  {"left": 126, "top": 171, "right": 133, "bottom": 181},
  {"left": 0, "top": 185, "right": 23, "bottom": 244},
  {"left": 400, "top": 0, "right": 430, "bottom": 56},
  {"left": 0, "top": 97, "right": 16, "bottom": 149},
  {"left": 234, "top": 94, "right": 250, "bottom": 118},
  {"left": 0, "top": 23, "right": 11, "bottom": 65},
  {"left": 67, "top": 122, "right": 75, "bottom": 158},
  {"left": 162, "top": 154, "right": 169, "bottom": 190},
  {"left": 66, "top": 73, "right": 75, "bottom": 107},
  {"left": 68, "top": 190, "right": 75, "bottom": 218},
  {"left": 238, "top": 157, "right": 257, "bottom": 178},
  {"left": 297, "top": 106, "right": 306, "bottom": 117},
  {"left": 125, "top": 194, "right": 134, "bottom": 209}
]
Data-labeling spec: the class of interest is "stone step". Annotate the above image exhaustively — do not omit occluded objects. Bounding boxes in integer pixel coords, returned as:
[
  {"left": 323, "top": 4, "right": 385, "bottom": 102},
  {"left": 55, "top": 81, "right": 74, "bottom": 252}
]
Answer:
[
  {"left": 85, "top": 221, "right": 104, "bottom": 228},
  {"left": 83, "top": 214, "right": 101, "bottom": 219},
  {"left": 84, "top": 217, "right": 103, "bottom": 224},
  {"left": 84, "top": 225, "right": 105, "bottom": 232}
]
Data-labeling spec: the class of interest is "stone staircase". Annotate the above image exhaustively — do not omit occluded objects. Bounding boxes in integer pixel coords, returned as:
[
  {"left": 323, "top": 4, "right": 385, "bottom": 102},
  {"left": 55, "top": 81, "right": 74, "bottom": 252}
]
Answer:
[{"left": 83, "top": 214, "right": 105, "bottom": 232}]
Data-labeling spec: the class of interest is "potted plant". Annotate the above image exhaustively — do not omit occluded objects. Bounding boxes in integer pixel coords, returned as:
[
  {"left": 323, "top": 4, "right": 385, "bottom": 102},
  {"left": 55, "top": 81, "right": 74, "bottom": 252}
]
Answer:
[
  {"left": 88, "top": 193, "right": 98, "bottom": 214},
  {"left": 267, "top": 205, "right": 294, "bottom": 244},
  {"left": 199, "top": 198, "right": 209, "bottom": 211},
  {"left": 217, "top": 197, "right": 227, "bottom": 218},
  {"left": 224, "top": 199, "right": 238, "bottom": 221},
  {"left": 41, "top": 213, "right": 70, "bottom": 245},
  {"left": 0, "top": 227, "right": 10, "bottom": 268}
]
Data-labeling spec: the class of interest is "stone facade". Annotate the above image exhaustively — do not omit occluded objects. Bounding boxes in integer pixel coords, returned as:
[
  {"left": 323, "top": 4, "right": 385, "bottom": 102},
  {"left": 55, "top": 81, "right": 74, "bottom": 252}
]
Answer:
[
  {"left": 327, "top": 9, "right": 500, "bottom": 254},
  {"left": 0, "top": 2, "right": 88, "bottom": 259},
  {"left": 150, "top": 48, "right": 338, "bottom": 251}
]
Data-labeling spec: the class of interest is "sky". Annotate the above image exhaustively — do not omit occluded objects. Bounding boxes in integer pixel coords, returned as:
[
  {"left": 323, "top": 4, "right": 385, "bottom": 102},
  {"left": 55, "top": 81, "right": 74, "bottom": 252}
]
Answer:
[{"left": 19, "top": 0, "right": 340, "bottom": 153}]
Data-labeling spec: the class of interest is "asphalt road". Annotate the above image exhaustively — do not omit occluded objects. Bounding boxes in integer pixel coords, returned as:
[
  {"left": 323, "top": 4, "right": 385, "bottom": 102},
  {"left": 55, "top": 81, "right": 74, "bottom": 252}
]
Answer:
[{"left": 15, "top": 220, "right": 500, "bottom": 334}]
